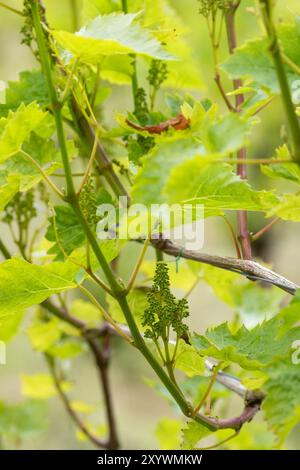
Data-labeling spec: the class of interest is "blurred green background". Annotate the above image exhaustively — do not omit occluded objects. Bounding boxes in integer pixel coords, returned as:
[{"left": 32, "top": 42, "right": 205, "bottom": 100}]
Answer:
[{"left": 0, "top": 0, "right": 300, "bottom": 450}]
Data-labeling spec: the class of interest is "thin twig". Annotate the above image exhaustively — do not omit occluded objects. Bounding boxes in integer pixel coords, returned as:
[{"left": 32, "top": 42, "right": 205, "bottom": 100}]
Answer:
[
  {"left": 0, "top": 238, "right": 11, "bottom": 259},
  {"left": 53, "top": 172, "right": 99, "bottom": 177},
  {"left": 71, "top": 99, "right": 130, "bottom": 203},
  {"left": 46, "top": 355, "right": 108, "bottom": 449},
  {"left": 77, "top": 129, "right": 100, "bottom": 195},
  {"left": 126, "top": 238, "right": 150, "bottom": 292},
  {"left": 78, "top": 284, "right": 133, "bottom": 343},
  {"left": 222, "top": 216, "right": 242, "bottom": 259},
  {"left": 85, "top": 267, "right": 113, "bottom": 296},
  {"left": 60, "top": 58, "right": 79, "bottom": 103},
  {"left": 193, "top": 364, "right": 221, "bottom": 416},
  {"left": 252, "top": 217, "right": 279, "bottom": 241},
  {"left": 282, "top": 53, "right": 300, "bottom": 77},
  {"left": 215, "top": 73, "right": 236, "bottom": 111},
  {"left": 184, "top": 277, "right": 201, "bottom": 299},
  {"left": 196, "top": 430, "right": 240, "bottom": 450},
  {"left": 0, "top": 1, "right": 23, "bottom": 16},
  {"left": 220, "top": 158, "right": 294, "bottom": 165}
]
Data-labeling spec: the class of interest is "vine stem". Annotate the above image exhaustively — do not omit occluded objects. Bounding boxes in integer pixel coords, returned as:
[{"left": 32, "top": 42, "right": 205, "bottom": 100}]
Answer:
[
  {"left": 197, "top": 430, "right": 240, "bottom": 450},
  {"left": 77, "top": 128, "right": 100, "bottom": 195},
  {"left": 126, "top": 238, "right": 150, "bottom": 292},
  {"left": 0, "top": 239, "right": 11, "bottom": 259},
  {"left": 151, "top": 236, "right": 299, "bottom": 295},
  {"left": 31, "top": 0, "right": 201, "bottom": 426},
  {"left": 222, "top": 216, "right": 242, "bottom": 259},
  {"left": 193, "top": 364, "right": 221, "bottom": 416},
  {"left": 78, "top": 284, "right": 133, "bottom": 343},
  {"left": 87, "top": 336, "right": 119, "bottom": 449},
  {"left": 46, "top": 355, "right": 109, "bottom": 448},
  {"left": 121, "top": 0, "right": 128, "bottom": 13},
  {"left": 0, "top": 236, "right": 271, "bottom": 433},
  {"left": 225, "top": 1, "right": 252, "bottom": 260},
  {"left": 259, "top": 0, "right": 300, "bottom": 163},
  {"left": 71, "top": 98, "right": 130, "bottom": 203}
]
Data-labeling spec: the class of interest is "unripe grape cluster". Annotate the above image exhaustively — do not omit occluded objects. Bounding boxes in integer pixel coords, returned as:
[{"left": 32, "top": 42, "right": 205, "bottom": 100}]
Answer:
[
  {"left": 198, "top": 0, "right": 231, "bottom": 17},
  {"left": 147, "top": 60, "right": 168, "bottom": 95},
  {"left": 142, "top": 263, "right": 190, "bottom": 342}
]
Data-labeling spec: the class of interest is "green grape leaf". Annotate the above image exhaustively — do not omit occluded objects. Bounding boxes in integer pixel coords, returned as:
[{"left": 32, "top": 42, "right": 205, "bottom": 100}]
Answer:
[
  {"left": 174, "top": 342, "right": 206, "bottom": 378},
  {"left": 106, "top": 287, "right": 149, "bottom": 330},
  {"left": 267, "top": 193, "right": 300, "bottom": 221},
  {"left": 191, "top": 262, "right": 241, "bottom": 305},
  {"left": 221, "top": 24, "right": 300, "bottom": 93},
  {"left": 132, "top": 139, "right": 203, "bottom": 206},
  {"left": 46, "top": 205, "right": 86, "bottom": 257},
  {"left": 69, "top": 238, "right": 121, "bottom": 270},
  {"left": 70, "top": 299, "right": 101, "bottom": 327},
  {"left": 76, "top": 423, "right": 107, "bottom": 443},
  {"left": 53, "top": 13, "right": 174, "bottom": 64},
  {"left": 193, "top": 317, "right": 300, "bottom": 370},
  {"left": 0, "top": 311, "right": 24, "bottom": 342},
  {"left": 0, "top": 258, "right": 78, "bottom": 319},
  {"left": 21, "top": 373, "right": 72, "bottom": 400},
  {"left": 0, "top": 103, "right": 49, "bottom": 163},
  {"left": 155, "top": 418, "right": 182, "bottom": 450},
  {"left": 0, "top": 174, "right": 20, "bottom": 211},
  {"left": 0, "top": 400, "right": 47, "bottom": 440},
  {"left": 166, "top": 59, "right": 204, "bottom": 91},
  {"left": 200, "top": 113, "right": 250, "bottom": 155},
  {"left": 81, "top": 0, "right": 120, "bottom": 21},
  {"left": 261, "top": 145, "right": 300, "bottom": 185},
  {"left": 193, "top": 264, "right": 285, "bottom": 327},
  {"left": 229, "top": 283, "right": 285, "bottom": 328},
  {"left": 164, "top": 159, "right": 277, "bottom": 217},
  {"left": 181, "top": 421, "right": 212, "bottom": 450},
  {"left": 3, "top": 135, "right": 61, "bottom": 192},
  {"left": 278, "top": 290, "right": 300, "bottom": 333},
  {"left": 27, "top": 318, "right": 62, "bottom": 352},
  {"left": 263, "top": 360, "right": 300, "bottom": 444},
  {"left": 100, "top": 55, "right": 133, "bottom": 85},
  {"left": 143, "top": 0, "right": 204, "bottom": 90},
  {"left": 223, "top": 422, "right": 276, "bottom": 450},
  {"left": 70, "top": 400, "right": 96, "bottom": 415},
  {"left": 47, "top": 340, "right": 85, "bottom": 359},
  {"left": 0, "top": 70, "right": 49, "bottom": 117}
]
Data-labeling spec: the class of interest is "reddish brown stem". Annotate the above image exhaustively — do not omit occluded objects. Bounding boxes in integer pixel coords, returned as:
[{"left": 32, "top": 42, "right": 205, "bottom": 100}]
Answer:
[
  {"left": 222, "top": 216, "right": 242, "bottom": 259},
  {"left": 198, "top": 401, "right": 262, "bottom": 431},
  {"left": 252, "top": 217, "right": 279, "bottom": 241},
  {"left": 215, "top": 73, "right": 236, "bottom": 111},
  {"left": 225, "top": 4, "right": 252, "bottom": 260},
  {"left": 88, "top": 336, "right": 119, "bottom": 450},
  {"left": 47, "top": 356, "right": 109, "bottom": 448}
]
